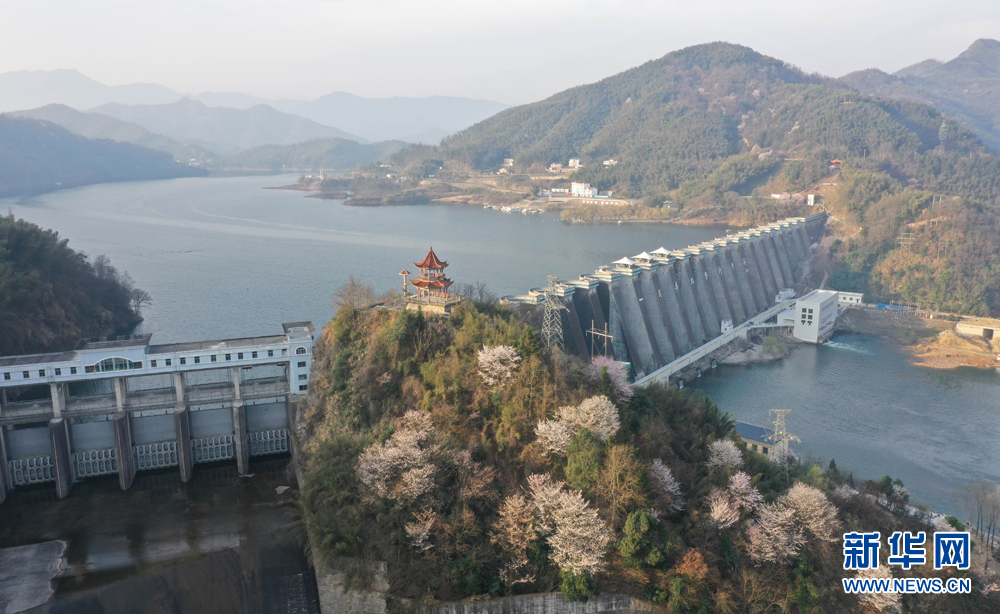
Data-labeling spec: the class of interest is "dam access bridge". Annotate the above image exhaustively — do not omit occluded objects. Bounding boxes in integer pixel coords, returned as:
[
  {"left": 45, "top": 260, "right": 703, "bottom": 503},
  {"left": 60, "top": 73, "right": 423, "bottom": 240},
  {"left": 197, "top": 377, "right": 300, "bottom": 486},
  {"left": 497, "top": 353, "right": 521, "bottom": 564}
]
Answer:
[
  {"left": 506, "top": 214, "right": 828, "bottom": 382},
  {"left": 0, "top": 322, "right": 316, "bottom": 504}
]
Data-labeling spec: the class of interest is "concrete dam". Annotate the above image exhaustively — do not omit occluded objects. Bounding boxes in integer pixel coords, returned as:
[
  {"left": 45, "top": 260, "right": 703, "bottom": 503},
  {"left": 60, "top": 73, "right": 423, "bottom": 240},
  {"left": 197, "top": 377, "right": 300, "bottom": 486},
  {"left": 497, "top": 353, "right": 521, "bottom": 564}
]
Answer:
[
  {"left": 0, "top": 323, "right": 316, "bottom": 504},
  {"left": 509, "top": 214, "right": 828, "bottom": 379}
]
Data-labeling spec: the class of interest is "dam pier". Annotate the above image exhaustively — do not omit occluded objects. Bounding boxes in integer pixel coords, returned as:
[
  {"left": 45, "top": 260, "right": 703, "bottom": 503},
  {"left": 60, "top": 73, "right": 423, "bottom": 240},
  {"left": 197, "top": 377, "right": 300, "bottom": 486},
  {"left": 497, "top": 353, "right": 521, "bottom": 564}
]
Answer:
[
  {"left": 506, "top": 214, "right": 828, "bottom": 382},
  {"left": 0, "top": 323, "right": 315, "bottom": 504}
]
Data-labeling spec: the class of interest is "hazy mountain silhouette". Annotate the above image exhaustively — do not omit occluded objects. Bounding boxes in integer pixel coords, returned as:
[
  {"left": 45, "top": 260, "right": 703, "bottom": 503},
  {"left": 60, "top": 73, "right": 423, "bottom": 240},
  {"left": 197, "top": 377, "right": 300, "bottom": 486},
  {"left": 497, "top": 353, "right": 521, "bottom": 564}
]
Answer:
[
  {"left": 8, "top": 104, "right": 218, "bottom": 165},
  {"left": 841, "top": 39, "right": 1000, "bottom": 150}
]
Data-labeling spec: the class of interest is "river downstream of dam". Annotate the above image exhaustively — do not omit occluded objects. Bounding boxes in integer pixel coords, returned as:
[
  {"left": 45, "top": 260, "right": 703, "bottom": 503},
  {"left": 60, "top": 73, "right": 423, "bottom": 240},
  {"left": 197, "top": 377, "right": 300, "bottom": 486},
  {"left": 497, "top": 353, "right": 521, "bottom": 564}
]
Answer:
[{"left": 3, "top": 175, "right": 1000, "bottom": 608}]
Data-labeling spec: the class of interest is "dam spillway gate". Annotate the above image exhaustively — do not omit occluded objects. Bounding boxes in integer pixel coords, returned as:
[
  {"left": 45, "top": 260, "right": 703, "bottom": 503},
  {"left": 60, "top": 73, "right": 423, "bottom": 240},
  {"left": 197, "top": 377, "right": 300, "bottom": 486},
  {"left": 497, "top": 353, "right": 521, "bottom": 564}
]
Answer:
[{"left": 0, "top": 322, "right": 316, "bottom": 504}]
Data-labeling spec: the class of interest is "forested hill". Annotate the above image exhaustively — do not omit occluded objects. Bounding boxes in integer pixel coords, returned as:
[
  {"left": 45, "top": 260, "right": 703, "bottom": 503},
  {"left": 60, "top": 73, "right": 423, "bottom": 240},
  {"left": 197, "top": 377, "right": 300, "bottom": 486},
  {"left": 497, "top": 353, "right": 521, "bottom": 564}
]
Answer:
[
  {"left": 441, "top": 42, "right": 994, "bottom": 202},
  {"left": 0, "top": 215, "right": 145, "bottom": 356},
  {"left": 0, "top": 115, "right": 206, "bottom": 197},
  {"left": 841, "top": 39, "right": 1000, "bottom": 152},
  {"left": 222, "top": 137, "right": 407, "bottom": 170}
]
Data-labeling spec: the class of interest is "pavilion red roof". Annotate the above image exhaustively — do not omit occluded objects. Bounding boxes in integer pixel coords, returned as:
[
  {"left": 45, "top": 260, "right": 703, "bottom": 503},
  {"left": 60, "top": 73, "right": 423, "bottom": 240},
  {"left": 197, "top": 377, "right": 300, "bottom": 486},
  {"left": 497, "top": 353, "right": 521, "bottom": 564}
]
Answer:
[
  {"left": 411, "top": 277, "right": 453, "bottom": 289},
  {"left": 415, "top": 247, "right": 448, "bottom": 270}
]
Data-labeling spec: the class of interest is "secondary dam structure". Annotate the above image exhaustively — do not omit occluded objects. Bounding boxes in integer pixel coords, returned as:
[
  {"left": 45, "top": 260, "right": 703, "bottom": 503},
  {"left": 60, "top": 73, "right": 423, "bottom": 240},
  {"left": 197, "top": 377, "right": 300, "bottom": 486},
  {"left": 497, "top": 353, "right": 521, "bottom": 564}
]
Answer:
[
  {"left": 507, "top": 214, "right": 828, "bottom": 379},
  {"left": 0, "top": 322, "right": 315, "bottom": 504}
]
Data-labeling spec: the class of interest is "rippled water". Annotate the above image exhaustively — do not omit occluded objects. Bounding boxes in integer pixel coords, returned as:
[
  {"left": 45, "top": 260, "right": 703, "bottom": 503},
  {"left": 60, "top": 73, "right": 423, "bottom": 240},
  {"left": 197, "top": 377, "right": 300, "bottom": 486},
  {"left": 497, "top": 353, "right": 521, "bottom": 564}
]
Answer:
[{"left": 690, "top": 332, "right": 1000, "bottom": 514}]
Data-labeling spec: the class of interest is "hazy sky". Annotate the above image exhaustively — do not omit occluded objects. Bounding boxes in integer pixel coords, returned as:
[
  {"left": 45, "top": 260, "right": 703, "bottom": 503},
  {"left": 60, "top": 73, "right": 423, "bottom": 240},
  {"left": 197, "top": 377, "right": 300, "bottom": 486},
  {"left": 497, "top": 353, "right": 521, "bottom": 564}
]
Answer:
[{"left": 2, "top": 0, "right": 999, "bottom": 104}]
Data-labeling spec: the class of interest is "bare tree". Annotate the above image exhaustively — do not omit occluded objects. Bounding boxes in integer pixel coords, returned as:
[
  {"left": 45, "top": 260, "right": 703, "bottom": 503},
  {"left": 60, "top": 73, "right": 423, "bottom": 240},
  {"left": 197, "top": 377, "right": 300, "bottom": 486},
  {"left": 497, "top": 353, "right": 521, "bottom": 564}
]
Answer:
[
  {"left": 129, "top": 287, "right": 152, "bottom": 314},
  {"left": 332, "top": 275, "right": 379, "bottom": 311},
  {"left": 595, "top": 445, "right": 647, "bottom": 523}
]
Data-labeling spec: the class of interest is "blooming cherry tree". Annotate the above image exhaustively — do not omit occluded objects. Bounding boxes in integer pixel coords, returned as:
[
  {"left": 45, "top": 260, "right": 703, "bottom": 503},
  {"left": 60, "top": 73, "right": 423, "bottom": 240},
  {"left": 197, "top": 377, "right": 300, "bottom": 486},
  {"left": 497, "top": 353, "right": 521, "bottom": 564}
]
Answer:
[
  {"left": 706, "top": 439, "right": 744, "bottom": 471},
  {"left": 782, "top": 483, "right": 840, "bottom": 542},
  {"left": 650, "top": 458, "right": 684, "bottom": 512},
  {"left": 589, "top": 356, "right": 634, "bottom": 403},
  {"left": 708, "top": 488, "right": 740, "bottom": 529},
  {"left": 477, "top": 345, "right": 522, "bottom": 387},
  {"left": 746, "top": 504, "right": 804, "bottom": 564}
]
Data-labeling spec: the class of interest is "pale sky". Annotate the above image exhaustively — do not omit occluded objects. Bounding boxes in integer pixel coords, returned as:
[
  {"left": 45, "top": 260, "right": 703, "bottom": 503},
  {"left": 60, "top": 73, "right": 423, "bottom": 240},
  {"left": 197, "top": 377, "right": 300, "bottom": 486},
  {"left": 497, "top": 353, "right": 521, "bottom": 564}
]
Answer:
[{"left": 2, "top": 0, "right": 999, "bottom": 104}]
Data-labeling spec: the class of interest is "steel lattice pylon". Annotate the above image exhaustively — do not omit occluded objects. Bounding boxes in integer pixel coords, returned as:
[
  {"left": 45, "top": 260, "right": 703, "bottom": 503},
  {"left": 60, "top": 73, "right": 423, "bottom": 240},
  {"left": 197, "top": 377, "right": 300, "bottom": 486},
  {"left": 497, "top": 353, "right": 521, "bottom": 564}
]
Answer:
[
  {"left": 769, "top": 409, "right": 800, "bottom": 484},
  {"left": 541, "top": 275, "right": 567, "bottom": 352}
]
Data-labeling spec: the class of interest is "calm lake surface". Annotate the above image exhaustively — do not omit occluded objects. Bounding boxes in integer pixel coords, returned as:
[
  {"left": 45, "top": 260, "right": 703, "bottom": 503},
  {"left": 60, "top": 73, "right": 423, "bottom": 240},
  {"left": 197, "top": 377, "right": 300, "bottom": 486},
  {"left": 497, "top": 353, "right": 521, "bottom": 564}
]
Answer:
[
  {"left": 690, "top": 333, "right": 1000, "bottom": 515},
  {"left": 4, "top": 174, "right": 729, "bottom": 343},
  {"left": 5, "top": 176, "right": 1000, "bottom": 515}
]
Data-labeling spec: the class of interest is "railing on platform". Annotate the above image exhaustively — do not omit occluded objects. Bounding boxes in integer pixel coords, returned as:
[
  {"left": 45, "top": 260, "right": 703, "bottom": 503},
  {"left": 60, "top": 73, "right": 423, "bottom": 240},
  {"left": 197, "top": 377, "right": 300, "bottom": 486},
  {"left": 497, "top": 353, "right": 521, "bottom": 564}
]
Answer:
[
  {"left": 134, "top": 441, "right": 178, "bottom": 470},
  {"left": 192, "top": 435, "right": 234, "bottom": 463},
  {"left": 74, "top": 448, "right": 118, "bottom": 478},
  {"left": 249, "top": 429, "right": 289, "bottom": 456},
  {"left": 10, "top": 456, "right": 55, "bottom": 485}
]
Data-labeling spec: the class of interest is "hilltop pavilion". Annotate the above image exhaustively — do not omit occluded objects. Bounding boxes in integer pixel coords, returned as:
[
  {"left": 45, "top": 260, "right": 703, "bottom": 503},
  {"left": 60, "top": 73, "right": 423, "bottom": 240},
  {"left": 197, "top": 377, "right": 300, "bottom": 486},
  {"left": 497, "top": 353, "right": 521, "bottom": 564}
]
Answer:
[{"left": 403, "top": 247, "right": 462, "bottom": 315}]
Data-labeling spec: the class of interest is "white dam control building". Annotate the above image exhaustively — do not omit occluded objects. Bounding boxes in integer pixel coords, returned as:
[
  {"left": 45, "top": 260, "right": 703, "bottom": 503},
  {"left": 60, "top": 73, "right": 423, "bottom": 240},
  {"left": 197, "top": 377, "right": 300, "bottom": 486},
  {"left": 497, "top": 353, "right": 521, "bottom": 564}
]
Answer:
[
  {"left": 0, "top": 322, "right": 315, "bottom": 504},
  {"left": 792, "top": 289, "right": 839, "bottom": 343}
]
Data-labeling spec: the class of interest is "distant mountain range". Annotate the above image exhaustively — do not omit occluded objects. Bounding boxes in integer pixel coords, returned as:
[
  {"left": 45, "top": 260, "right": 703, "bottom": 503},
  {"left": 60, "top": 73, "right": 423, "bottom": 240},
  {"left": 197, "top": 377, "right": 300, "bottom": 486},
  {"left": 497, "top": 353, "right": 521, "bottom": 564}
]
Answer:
[
  {"left": 90, "top": 98, "right": 364, "bottom": 156},
  {"left": 221, "top": 138, "right": 408, "bottom": 170},
  {"left": 8, "top": 104, "right": 218, "bottom": 165},
  {"left": 0, "top": 115, "right": 206, "bottom": 198},
  {"left": 0, "top": 69, "right": 507, "bottom": 144},
  {"left": 840, "top": 39, "right": 1000, "bottom": 151}
]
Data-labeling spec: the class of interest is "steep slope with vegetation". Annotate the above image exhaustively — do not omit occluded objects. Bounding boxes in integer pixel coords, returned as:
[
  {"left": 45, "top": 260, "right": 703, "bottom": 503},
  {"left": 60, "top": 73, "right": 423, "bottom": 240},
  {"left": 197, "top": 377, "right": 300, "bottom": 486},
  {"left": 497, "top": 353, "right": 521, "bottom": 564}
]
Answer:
[
  {"left": 0, "top": 215, "right": 146, "bottom": 356},
  {"left": 0, "top": 115, "right": 206, "bottom": 197},
  {"left": 841, "top": 39, "right": 1000, "bottom": 152},
  {"left": 222, "top": 137, "right": 407, "bottom": 170},
  {"left": 297, "top": 301, "right": 997, "bottom": 612}
]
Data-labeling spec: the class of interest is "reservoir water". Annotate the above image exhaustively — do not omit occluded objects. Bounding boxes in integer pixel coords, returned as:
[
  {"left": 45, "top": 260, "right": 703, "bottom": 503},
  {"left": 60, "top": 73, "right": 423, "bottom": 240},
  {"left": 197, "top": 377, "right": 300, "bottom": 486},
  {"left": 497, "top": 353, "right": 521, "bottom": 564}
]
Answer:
[
  {"left": 2, "top": 175, "right": 999, "bottom": 593},
  {"left": 3, "top": 174, "right": 730, "bottom": 344},
  {"left": 690, "top": 333, "right": 1000, "bottom": 515}
]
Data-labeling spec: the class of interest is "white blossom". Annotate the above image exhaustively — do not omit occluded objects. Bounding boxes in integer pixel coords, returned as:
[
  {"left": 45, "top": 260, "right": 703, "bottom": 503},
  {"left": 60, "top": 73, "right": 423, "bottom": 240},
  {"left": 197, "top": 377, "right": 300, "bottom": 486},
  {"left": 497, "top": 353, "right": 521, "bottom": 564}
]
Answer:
[
  {"left": 527, "top": 473, "right": 564, "bottom": 536},
  {"left": 650, "top": 458, "right": 684, "bottom": 512},
  {"left": 556, "top": 395, "right": 620, "bottom": 442},
  {"left": 746, "top": 504, "right": 804, "bottom": 564},
  {"left": 855, "top": 566, "right": 901, "bottom": 612},
  {"left": 589, "top": 356, "right": 634, "bottom": 403},
  {"left": 491, "top": 494, "right": 538, "bottom": 587},
  {"left": 782, "top": 483, "right": 840, "bottom": 542},
  {"left": 405, "top": 509, "right": 437, "bottom": 551},
  {"left": 477, "top": 345, "right": 522, "bottom": 387},
  {"left": 728, "top": 471, "right": 763, "bottom": 512},
  {"left": 548, "top": 488, "right": 614, "bottom": 576},
  {"left": 706, "top": 439, "right": 744, "bottom": 471},
  {"left": 356, "top": 411, "right": 437, "bottom": 506},
  {"left": 708, "top": 488, "right": 740, "bottom": 529},
  {"left": 534, "top": 420, "right": 575, "bottom": 455},
  {"left": 832, "top": 484, "right": 859, "bottom": 500}
]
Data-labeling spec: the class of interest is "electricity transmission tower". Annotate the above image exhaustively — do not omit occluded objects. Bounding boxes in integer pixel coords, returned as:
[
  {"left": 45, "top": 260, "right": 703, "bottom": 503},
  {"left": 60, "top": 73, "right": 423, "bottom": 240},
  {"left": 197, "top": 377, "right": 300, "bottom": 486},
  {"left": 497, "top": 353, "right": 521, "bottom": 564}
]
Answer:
[
  {"left": 770, "top": 409, "right": 800, "bottom": 484},
  {"left": 541, "top": 275, "right": 567, "bottom": 352},
  {"left": 896, "top": 232, "right": 916, "bottom": 252}
]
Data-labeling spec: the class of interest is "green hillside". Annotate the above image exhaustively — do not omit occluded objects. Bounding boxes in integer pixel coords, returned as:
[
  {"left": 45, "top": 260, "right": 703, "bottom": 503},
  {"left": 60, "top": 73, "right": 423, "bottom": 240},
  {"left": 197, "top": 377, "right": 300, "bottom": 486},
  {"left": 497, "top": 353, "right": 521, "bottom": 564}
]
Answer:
[
  {"left": 0, "top": 115, "right": 207, "bottom": 197},
  {"left": 298, "top": 301, "right": 998, "bottom": 612},
  {"left": 0, "top": 215, "right": 145, "bottom": 356},
  {"left": 842, "top": 39, "right": 1000, "bottom": 151},
  {"left": 431, "top": 42, "right": 1000, "bottom": 315},
  {"left": 443, "top": 42, "right": 991, "bottom": 201},
  {"left": 221, "top": 137, "right": 408, "bottom": 170}
]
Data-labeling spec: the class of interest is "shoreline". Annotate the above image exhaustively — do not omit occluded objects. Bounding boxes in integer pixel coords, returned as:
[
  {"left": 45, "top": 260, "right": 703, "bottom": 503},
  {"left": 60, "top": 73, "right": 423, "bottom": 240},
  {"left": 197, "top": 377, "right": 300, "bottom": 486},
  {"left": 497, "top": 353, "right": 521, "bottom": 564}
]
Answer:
[{"left": 836, "top": 307, "right": 999, "bottom": 371}]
